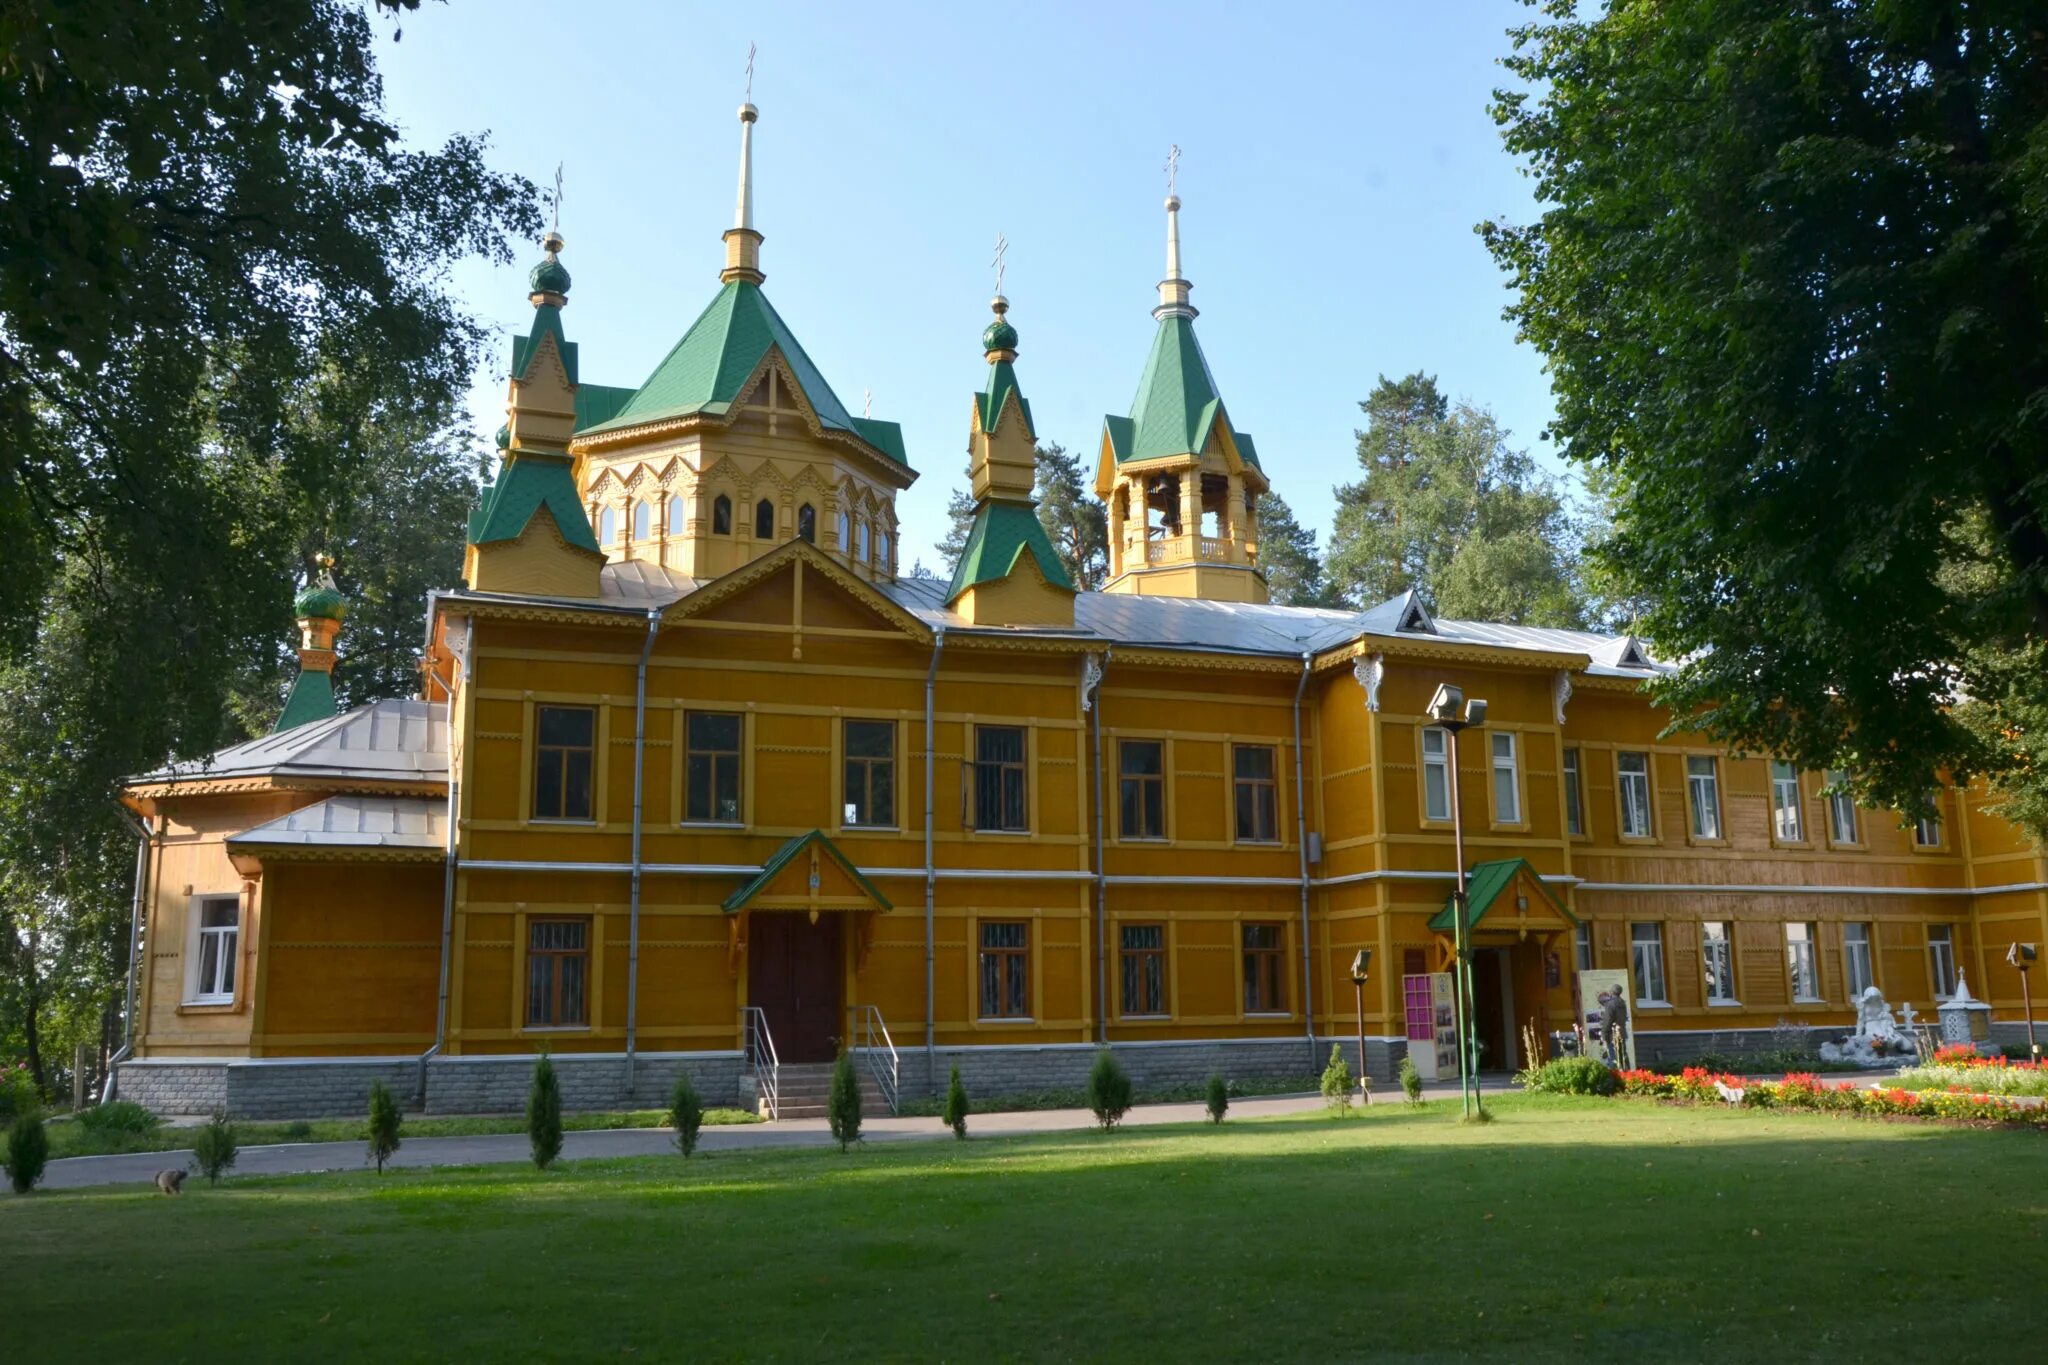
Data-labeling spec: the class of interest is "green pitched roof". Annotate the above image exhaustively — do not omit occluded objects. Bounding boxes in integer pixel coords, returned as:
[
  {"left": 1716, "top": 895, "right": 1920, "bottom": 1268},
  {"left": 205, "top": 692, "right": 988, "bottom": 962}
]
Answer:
[
  {"left": 976, "top": 359, "right": 1035, "bottom": 437},
  {"left": 495, "top": 382, "right": 642, "bottom": 451},
  {"left": 274, "top": 668, "right": 336, "bottom": 734},
  {"left": 720, "top": 829, "right": 892, "bottom": 913},
  {"left": 850, "top": 417, "right": 906, "bottom": 463},
  {"left": 1107, "top": 314, "right": 1260, "bottom": 470},
  {"left": 1427, "top": 858, "right": 1578, "bottom": 932},
  {"left": 947, "top": 500, "right": 1075, "bottom": 602},
  {"left": 511, "top": 304, "right": 578, "bottom": 387},
  {"left": 466, "top": 453, "right": 599, "bottom": 552},
  {"left": 579, "top": 282, "right": 909, "bottom": 469}
]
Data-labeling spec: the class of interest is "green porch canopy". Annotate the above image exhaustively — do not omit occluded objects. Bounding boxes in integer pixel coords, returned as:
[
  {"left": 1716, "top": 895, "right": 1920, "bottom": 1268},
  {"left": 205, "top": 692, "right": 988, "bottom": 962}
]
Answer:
[{"left": 1427, "top": 858, "right": 1578, "bottom": 933}]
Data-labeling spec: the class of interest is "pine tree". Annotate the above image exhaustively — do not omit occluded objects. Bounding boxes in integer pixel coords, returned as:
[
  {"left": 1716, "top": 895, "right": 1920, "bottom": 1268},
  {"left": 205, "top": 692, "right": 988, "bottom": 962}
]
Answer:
[
  {"left": 192, "top": 1109, "right": 238, "bottom": 1185},
  {"left": 1399, "top": 1055, "right": 1424, "bottom": 1104},
  {"left": 668, "top": 1072, "right": 705, "bottom": 1158},
  {"left": 1033, "top": 442, "right": 1109, "bottom": 590},
  {"left": 1320, "top": 1045, "right": 1354, "bottom": 1113},
  {"left": 1204, "top": 1073, "right": 1229, "bottom": 1125},
  {"left": 936, "top": 482, "right": 977, "bottom": 575},
  {"left": 942, "top": 1064, "right": 970, "bottom": 1140},
  {"left": 5, "top": 1109, "right": 48, "bottom": 1193},
  {"left": 828, "top": 1051, "right": 863, "bottom": 1152},
  {"left": 527, "top": 1054, "right": 563, "bottom": 1170},
  {"left": 365, "top": 1078, "right": 402, "bottom": 1174},
  {"left": 1254, "top": 493, "right": 1345, "bottom": 608},
  {"left": 1084, "top": 1049, "right": 1132, "bottom": 1131}
]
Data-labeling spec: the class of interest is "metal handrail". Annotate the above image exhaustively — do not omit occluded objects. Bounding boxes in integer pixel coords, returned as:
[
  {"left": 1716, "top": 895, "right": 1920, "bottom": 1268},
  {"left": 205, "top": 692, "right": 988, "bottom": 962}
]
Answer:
[
  {"left": 741, "top": 1006, "right": 781, "bottom": 1120},
  {"left": 849, "top": 1003, "right": 900, "bottom": 1114}
]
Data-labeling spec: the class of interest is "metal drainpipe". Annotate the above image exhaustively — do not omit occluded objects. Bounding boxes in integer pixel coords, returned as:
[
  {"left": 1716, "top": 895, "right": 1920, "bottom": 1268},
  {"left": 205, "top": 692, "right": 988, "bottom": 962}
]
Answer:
[
  {"left": 624, "top": 607, "right": 662, "bottom": 1092},
  {"left": 1089, "top": 650, "right": 1110, "bottom": 1044},
  {"left": 923, "top": 629, "right": 945, "bottom": 1095},
  {"left": 1293, "top": 654, "right": 1316, "bottom": 1066},
  {"left": 104, "top": 809, "right": 154, "bottom": 1103},
  {"left": 422, "top": 617, "right": 474, "bottom": 1105}
]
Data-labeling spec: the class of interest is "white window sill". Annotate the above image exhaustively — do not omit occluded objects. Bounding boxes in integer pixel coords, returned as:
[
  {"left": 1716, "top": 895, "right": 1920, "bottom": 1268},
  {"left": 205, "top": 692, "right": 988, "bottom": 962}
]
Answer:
[
  {"left": 1119, "top": 1014, "right": 1171, "bottom": 1022},
  {"left": 182, "top": 997, "right": 235, "bottom": 1009},
  {"left": 1635, "top": 1000, "right": 1674, "bottom": 1010},
  {"left": 680, "top": 821, "right": 746, "bottom": 830},
  {"left": 1707, "top": 999, "right": 1742, "bottom": 1008},
  {"left": 521, "top": 1025, "right": 592, "bottom": 1034},
  {"left": 972, "top": 829, "right": 1032, "bottom": 837},
  {"left": 530, "top": 818, "right": 598, "bottom": 827},
  {"left": 1118, "top": 836, "right": 1170, "bottom": 844},
  {"left": 1791, "top": 997, "right": 1826, "bottom": 1006},
  {"left": 1244, "top": 1011, "right": 1293, "bottom": 1019},
  {"left": 841, "top": 825, "right": 901, "bottom": 835},
  {"left": 976, "top": 1016, "right": 1035, "bottom": 1025}
]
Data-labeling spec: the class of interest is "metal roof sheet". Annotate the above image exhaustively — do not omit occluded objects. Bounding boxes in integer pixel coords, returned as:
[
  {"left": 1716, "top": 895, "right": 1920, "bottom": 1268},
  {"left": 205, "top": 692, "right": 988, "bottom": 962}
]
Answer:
[
  {"left": 131, "top": 699, "right": 448, "bottom": 786},
  {"left": 229, "top": 794, "right": 446, "bottom": 850}
]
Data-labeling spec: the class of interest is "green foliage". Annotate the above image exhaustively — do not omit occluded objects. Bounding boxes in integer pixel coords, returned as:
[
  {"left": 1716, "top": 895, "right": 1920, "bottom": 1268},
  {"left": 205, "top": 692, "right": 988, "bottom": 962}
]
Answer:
[
  {"left": 827, "top": 1052, "right": 863, "bottom": 1152},
  {"left": 0, "top": 1063, "right": 41, "bottom": 1125},
  {"left": 366, "top": 1080, "right": 402, "bottom": 1174},
  {"left": 526, "top": 1055, "right": 563, "bottom": 1170},
  {"left": 668, "top": 1073, "right": 705, "bottom": 1158},
  {"left": 1483, "top": 2, "right": 2048, "bottom": 839},
  {"left": 1895, "top": 1064, "right": 2048, "bottom": 1099},
  {"left": 191, "top": 1109, "right": 237, "bottom": 1186},
  {"left": 280, "top": 1121, "right": 314, "bottom": 1141},
  {"left": 1326, "top": 373, "right": 1584, "bottom": 625},
  {"left": 1254, "top": 492, "right": 1346, "bottom": 608},
  {"left": 1320, "top": 1045, "right": 1355, "bottom": 1112},
  {"left": 77, "top": 1101, "right": 160, "bottom": 1137},
  {"left": 1084, "top": 1049, "right": 1133, "bottom": 1131},
  {"left": 5, "top": 1108, "right": 48, "bottom": 1192},
  {"left": 1523, "top": 1057, "right": 1620, "bottom": 1097},
  {"left": 1033, "top": 443, "right": 1110, "bottom": 590},
  {"left": 942, "top": 1064, "right": 970, "bottom": 1139},
  {"left": 1399, "top": 1056, "right": 1424, "bottom": 1104},
  {"left": 937, "top": 482, "right": 977, "bottom": 575},
  {"left": 1204, "top": 1073, "right": 1229, "bottom": 1124}
]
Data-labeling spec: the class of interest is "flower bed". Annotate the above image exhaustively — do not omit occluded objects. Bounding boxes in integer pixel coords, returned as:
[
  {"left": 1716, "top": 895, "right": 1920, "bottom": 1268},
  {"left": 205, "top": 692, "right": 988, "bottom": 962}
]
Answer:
[
  {"left": 1601, "top": 1064, "right": 2048, "bottom": 1130},
  {"left": 1891, "top": 1047, "right": 2048, "bottom": 1098}
]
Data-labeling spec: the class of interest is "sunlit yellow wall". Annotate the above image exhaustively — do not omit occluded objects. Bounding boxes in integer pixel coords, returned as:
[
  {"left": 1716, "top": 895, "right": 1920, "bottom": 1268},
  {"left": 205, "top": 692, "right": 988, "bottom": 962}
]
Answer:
[{"left": 254, "top": 861, "right": 440, "bottom": 1056}]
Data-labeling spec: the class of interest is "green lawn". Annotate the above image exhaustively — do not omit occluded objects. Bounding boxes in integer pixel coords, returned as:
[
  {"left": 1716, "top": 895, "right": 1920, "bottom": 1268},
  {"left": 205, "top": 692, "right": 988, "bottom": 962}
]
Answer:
[{"left": 7, "top": 1096, "right": 2046, "bottom": 1361}]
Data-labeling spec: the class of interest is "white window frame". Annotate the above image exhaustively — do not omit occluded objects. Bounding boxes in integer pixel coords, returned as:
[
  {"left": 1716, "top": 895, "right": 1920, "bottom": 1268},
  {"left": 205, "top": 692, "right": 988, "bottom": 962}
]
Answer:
[
  {"left": 1844, "top": 922, "right": 1874, "bottom": 998},
  {"left": 1786, "top": 923, "right": 1821, "bottom": 1003},
  {"left": 1770, "top": 761, "right": 1804, "bottom": 842},
  {"left": 1915, "top": 804, "right": 1943, "bottom": 849},
  {"left": 1574, "top": 921, "right": 1592, "bottom": 974},
  {"left": 184, "top": 894, "right": 241, "bottom": 1005},
  {"left": 1421, "top": 726, "right": 1451, "bottom": 823},
  {"left": 1630, "top": 922, "right": 1668, "bottom": 1005},
  {"left": 1562, "top": 747, "right": 1584, "bottom": 837},
  {"left": 597, "top": 505, "right": 618, "bottom": 545},
  {"left": 1618, "top": 752, "right": 1654, "bottom": 838},
  {"left": 1928, "top": 924, "right": 1958, "bottom": 999},
  {"left": 1825, "top": 770, "right": 1859, "bottom": 845},
  {"left": 1490, "top": 731, "right": 1521, "bottom": 825},
  {"left": 1685, "top": 755, "right": 1721, "bottom": 839},
  {"left": 631, "top": 500, "right": 650, "bottom": 544},
  {"left": 1701, "top": 921, "right": 1737, "bottom": 1004}
]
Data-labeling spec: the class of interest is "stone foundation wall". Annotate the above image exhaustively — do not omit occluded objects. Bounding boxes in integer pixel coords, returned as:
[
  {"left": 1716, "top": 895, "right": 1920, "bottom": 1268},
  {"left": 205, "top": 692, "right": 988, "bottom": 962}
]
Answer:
[
  {"left": 884, "top": 1035, "right": 1405, "bottom": 1102},
  {"left": 113, "top": 1062, "right": 231, "bottom": 1116},
  {"left": 422, "top": 1053, "right": 743, "bottom": 1115},
  {"left": 1631, "top": 1026, "right": 1833, "bottom": 1067}
]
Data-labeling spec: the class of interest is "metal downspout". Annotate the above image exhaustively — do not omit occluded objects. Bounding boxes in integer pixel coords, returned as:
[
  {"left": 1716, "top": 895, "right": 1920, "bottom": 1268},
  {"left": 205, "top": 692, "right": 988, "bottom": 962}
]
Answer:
[
  {"left": 1089, "top": 650, "right": 1110, "bottom": 1044},
  {"left": 422, "top": 617, "right": 473, "bottom": 1105},
  {"left": 924, "top": 629, "right": 945, "bottom": 1094},
  {"left": 625, "top": 607, "right": 662, "bottom": 1092},
  {"left": 105, "top": 809, "right": 154, "bottom": 1102},
  {"left": 1293, "top": 654, "right": 1316, "bottom": 1066}
]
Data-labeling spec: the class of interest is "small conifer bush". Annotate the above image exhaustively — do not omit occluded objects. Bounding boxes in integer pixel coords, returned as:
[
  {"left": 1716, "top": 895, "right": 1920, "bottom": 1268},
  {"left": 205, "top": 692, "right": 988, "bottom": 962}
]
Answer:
[
  {"left": 942, "top": 1064, "right": 970, "bottom": 1139},
  {"left": 192, "top": 1109, "right": 238, "bottom": 1186},
  {"left": 527, "top": 1053, "right": 563, "bottom": 1169},
  {"left": 1084, "top": 1049, "right": 1132, "bottom": 1131},
  {"left": 1399, "top": 1055, "right": 1424, "bottom": 1104},
  {"left": 1204, "top": 1073, "right": 1229, "bottom": 1124},
  {"left": 366, "top": 1079, "right": 402, "bottom": 1174},
  {"left": 6, "top": 1109, "right": 49, "bottom": 1193},
  {"left": 1321, "top": 1045, "right": 1354, "bottom": 1112},
  {"left": 828, "top": 1051, "right": 863, "bottom": 1151},
  {"left": 669, "top": 1072, "right": 705, "bottom": 1158}
]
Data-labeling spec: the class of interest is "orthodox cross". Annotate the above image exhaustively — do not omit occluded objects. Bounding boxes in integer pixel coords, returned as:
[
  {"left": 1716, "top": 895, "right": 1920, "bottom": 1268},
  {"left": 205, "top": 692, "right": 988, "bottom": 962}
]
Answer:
[
  {"left": 991, "top": 231, "right": 1008, "bottom": 296},
  {"left": 1165, "top": 143, "right": 1181, "bottom": 195},
  {"left": 745, "top": 41, "right": 756, "bottom": 100},
  {"left": 863, "top": 387, "right": 873, "bottom": 419},
  {"left": 549, "top": 163, "right": 563, "bottom": 232}
]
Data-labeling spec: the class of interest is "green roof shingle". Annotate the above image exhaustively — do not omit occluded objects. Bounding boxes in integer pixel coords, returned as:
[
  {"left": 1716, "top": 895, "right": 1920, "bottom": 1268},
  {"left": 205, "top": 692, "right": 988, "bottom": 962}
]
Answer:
[
  {"left": 1427, "top": 858, "right": 1578, "bottom": 932},
  {"left": 273, "top": 668, "right": 336, "bottom": 734},
  {"left": 721, "top": 829, "right": 892, "bottom": 913},
  {"left": 466, "top": 454, "right": 599, "bottom": 552},
  {"left": 946, "top": 500, "right": 1074, "bottom": 601},
  {"left": 1107, "top": 315, "right": 1260, "bottom": 470}
]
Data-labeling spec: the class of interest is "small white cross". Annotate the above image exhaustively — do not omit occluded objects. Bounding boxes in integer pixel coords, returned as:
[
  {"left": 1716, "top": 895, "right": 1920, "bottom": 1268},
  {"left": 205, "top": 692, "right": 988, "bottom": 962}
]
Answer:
[
  {"left": 1165, "top": 143, "right": 1181, "bottom": 195},
  {"left": 991, "top": 232, "right": 1008, "bottom": 296},
  {"left": 550, "top": 162, "right": 564, "bottom": 232},
  {"left": 745, "top": 41, "right": 756, "bottom": 100}
]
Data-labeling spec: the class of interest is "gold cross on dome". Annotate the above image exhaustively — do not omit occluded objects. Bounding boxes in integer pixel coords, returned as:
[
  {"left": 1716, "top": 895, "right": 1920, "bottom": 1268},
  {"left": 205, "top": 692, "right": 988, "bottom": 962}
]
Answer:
[
  {"left": 991, "top": 231, "right": 1008, "bottom": 296},
  {"left": 550, "top": 163, "right": 563, "bottom": 231},
  {"left": 1165, "top": 143, "right": 1181, "bottom": 195}
]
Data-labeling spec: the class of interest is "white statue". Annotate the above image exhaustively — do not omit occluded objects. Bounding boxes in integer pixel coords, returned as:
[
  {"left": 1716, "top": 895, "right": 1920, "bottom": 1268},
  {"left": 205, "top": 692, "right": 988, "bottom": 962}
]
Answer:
[{"left": 1819, "top": 986, "right": 1921, "bottom": 1068}]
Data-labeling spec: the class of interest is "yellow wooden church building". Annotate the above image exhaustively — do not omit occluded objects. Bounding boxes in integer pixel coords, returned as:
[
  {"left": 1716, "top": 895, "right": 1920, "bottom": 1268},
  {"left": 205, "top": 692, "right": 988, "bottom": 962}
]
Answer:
[{"left": 113, "top": 104, "right": 2047, "bottom": 1117}]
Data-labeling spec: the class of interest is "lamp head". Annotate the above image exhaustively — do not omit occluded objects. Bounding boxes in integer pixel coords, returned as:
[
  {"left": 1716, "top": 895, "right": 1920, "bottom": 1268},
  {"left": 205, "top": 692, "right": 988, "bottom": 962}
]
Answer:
[
  {"left": 2009, "top": 942, "right": 2038, "bottom": 967},
  {"left": 1426, "top": 683, "right": 1464, "bottom": 727},
  {"left": 1464, "top": 697, "right": 1488, "bottom": 728},
  {"left": 1350, "top": 949, "right": 1372, "bottom": 985}
]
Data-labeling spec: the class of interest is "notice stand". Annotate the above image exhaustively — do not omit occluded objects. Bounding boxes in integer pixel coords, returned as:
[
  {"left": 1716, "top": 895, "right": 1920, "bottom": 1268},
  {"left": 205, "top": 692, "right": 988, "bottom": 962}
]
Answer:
[{"left": 1402, "top": 972, "right": 1459, "bottom": 1080}]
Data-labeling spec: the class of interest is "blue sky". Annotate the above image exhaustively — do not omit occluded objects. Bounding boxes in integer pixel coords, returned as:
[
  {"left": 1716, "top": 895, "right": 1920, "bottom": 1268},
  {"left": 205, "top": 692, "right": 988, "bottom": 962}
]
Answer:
[{"left": 376, "top": 0, "right": 1556, "bottom": 567}]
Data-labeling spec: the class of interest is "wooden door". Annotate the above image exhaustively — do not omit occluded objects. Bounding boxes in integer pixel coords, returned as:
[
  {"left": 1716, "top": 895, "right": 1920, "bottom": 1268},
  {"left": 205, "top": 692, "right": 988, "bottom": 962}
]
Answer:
[
  {"left": 747, "top": 911, "right": 844, "bottom": 1062},
  {"left": 1472, "top": 949, "right": 1510, "bottom": 1072}
]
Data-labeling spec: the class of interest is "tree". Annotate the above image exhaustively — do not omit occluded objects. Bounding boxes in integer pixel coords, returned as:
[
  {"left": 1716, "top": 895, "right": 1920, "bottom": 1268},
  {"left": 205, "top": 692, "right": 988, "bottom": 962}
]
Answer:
[
  {"left": 1033, "top": 443, "right": 1109, "bottom": 590},
  {"left": 366, "top": 1079, "right": 402, "bottom": 1175},
  {"left": 1254, "top": 493, "right": 1345, "bottom": 609},
  {"left": 1483, "top": 1, "right": 2048, "bottom": 836},
  {"left": 5, "top": 1109, "right": 48, "bottom": 1193},
  {"left": 1204, "top": 1073, "right": 1229, "bottom": 1125},
  {"left": 827, "top": 1051, "right": 862, "bottom": 1151},
  {"left": 527, "top": 1054, "right": 562, "bottom": 1170},
  {"left": 942, "top": 1064, "right": 970, "bottom": 1139},
  {"left": 668, "top": 1072, "right": 705, "bottom": 1158},
  {"left": 1399, "top": 1055, "right": 1424, "bottom": 1105},
  {"left": 1083, "top": 1049, "right": 1131, "bottom": 1131},
  {"left": 192, "top": 1109, "right": 237, "bottom": 1186},
  {"left": 1326, "top": 374, "right": 1585, "bottom": 625},
  {"left": 1320, "top": 1044, "right": 1354, "bottom": 1113},
  {"left": 936, "top": 483, "right": 977, "bottom": 576}
]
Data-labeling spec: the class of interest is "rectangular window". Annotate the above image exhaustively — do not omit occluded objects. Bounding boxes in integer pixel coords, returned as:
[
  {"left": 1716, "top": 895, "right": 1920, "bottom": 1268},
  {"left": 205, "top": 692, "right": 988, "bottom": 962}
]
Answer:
[
  {"left": 1770, "top": 761, "right": 1804, "bottom": 841},
  {"left": 1915, "top": 803, "right": 1943, "bottom": 848},
  {"left": 1826, "top": 770, "right": 1859, "bottom": 844},
  {"left": 1574, "top": 921, "right": 1593, "bottom": 974},
  {"left": 1491, "top": 731, "right": 1520, "bottom": 823},
  {"left": 978, "top": 921, "right": 1029, "bottom": 1019},
  {"left": 1786, "top": 923, "right": 1820, "bottom": 1002},
  {"left": 1563, "top": 748, "right": 1585, "bottom": 836},
  {"left": 1845, "top": 922, "right": 1874, "bottom": 998},
  {"left": 1233, "top": 744, "right": 1280, "bottom": 842},
  {"left": 1119, "top": 924, "right": 1166, "bottom": 1016},
  {"left": 1118, "top": 739, "right": 1165, "bottom": 839},
  {"left": 525, "top": 918, "right": 590, "bottom": 1027},
  {"left": 973, "top": 725, "right": 1029, "bottom": 832},
  {"left": 1685, "top": 756, "right": 1721, "bottom": 839},
  {"left": 188, "top": 896, "right": 240, "bottom": 1003},
  {"left": 1702, "top": 921, "right": 1736, "bottom": 1003},
  {"left": 842, "top": 720, "right": 895, "bottom": 828},
  {"left": 1928, "top": 925, "right": 1958, "bottom": 998},
  {"left": 685, "top": 712, "right": 743, "bottom": 823},
  {"left": 1618, "top": 752, "right": 1653, "bottom": 837},
  {"left": 1421, "top": 726, "right": 1451, "bottom": 822},
  {"left": 1242, "top": 923, "right": 1287, "bottom": 1013},
  {"left": 1630, "top": 922, "right": 1667, "bottom": 1004},
  {"left": 533, "top": 704, "right": 596, "bottom": 821}
]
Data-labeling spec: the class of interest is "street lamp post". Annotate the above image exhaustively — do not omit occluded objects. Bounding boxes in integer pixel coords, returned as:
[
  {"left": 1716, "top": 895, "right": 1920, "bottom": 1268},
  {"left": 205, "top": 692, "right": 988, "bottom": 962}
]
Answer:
[
  {"left": 1427, "top": 683, "right": 1488, "bottom": 1120},
  {"left": 2010, "top": 943, "right": 2039, "bottom": 1061},
  {"left": 1350, "top": 949, "right": 1373, "bottom": 1106}
]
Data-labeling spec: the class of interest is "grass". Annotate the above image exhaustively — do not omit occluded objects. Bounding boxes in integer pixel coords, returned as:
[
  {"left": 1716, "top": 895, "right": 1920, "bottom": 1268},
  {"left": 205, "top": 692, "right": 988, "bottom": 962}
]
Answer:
[
  {"left": 1893, "top": 1065, "right": 2048, "bottom": 1098},
  {"left": 7, "top": 1095, "right": 2046, "bottom": 1361},
  {"left": 893, "top": 1071, "right": 1317, "bottom": 1117},
  {"left": 41, "top": 1106, "right": 760, "bottom": 1159}
]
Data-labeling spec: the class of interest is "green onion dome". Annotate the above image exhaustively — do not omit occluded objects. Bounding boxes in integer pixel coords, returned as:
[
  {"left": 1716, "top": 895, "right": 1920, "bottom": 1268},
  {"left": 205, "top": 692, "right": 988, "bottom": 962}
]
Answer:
[
  {"left": 293, "top": 576, "right": 348, "bottom": 623},
  {"left": 982, "top": 316, "right": 1018, "bottom": 353},
  {"left": 529, "top": 256, "right": 571, "bottom": 297}
]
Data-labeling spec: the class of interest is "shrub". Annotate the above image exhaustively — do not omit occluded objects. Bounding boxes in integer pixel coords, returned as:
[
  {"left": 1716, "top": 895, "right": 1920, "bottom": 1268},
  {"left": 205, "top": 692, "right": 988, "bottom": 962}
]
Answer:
[
  {"left": 828, "top": 1051, "right": 863, "bottom": 1151},
  {"left": 527, "top": 1054, "right": 563, "bottom": 1170},
  {"left": 366, "top": 1080, "right": 402, "bottom": 1174},
  {"left": 668, "top": 1073, "right": 705, "bottom": 1157},
  {"left": 1399, "top": 1056, "right": 1424, "bottom": 1104},
  {"left": 77, "top": 1100, "right": 161, "bottom": 1136},
  {"left": 1321, "top": 1045, "right": 1354, "bottom": 1112},
  {"left": 281, "top": 1120, "right": 314, "bottom": 1141},
  {"left": 1204, "top": 1073, "right": 1229, "bottom": 1124},
  {"left": 1524, "top": 1057, "right": 1620, "bottom": 1097},
  {"left": 5, "top": 1110, "right": 49, "bottom": 1193},
  {"left": 942, "top": 1065, "right": 970, "bottom": 1140},
  {"left": 0, "top": 1063, "right": 39, "bottom": 1126},
  {"left": 192, "top": 1109, "right": 238, "bottom": 1186},
  {"left": 1084, "top": 1049, "right": 1132, "bottom": 1131}
]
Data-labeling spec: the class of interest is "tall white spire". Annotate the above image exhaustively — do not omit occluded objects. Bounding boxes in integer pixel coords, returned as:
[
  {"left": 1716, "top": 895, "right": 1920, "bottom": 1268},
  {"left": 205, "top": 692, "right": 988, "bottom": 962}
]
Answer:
[
  {"left": 721, "top": 50, "right": 765, "bottom": 286},
  {"left": 733, "top": 102, "right": 757, "bottom": 233},
  {"left": 1155, "top": 145, "right": 1195, "bottom": 320}
]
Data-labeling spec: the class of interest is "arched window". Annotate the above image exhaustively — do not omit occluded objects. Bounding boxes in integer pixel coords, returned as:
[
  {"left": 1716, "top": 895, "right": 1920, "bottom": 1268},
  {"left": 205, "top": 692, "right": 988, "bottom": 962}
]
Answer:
[
  {"left": 632, "top": 501, "right": 650, "bottom": 543},
  {"left": 598, "top": 506, "right": 617, "bottom": 545},
  {"left": 855, "top": 518, "right": 870, "bottom": 562},
  {"left": 668, "top": 495, "right": 685, "bottom": 538},
  {"left": 755, "top": 498, "right": 776, "bottom": 540},
  {"left": 797, "top": 504, "right": 817, "bottom": 543},
  {"left": 837, "top": 509, "right": 851, "bottom": 551},
  {"left": 712, "top": 494, "right": 732, "bottom": 535},
  {"left": 877, "top": 527, "right": 891, "bottom": 571}
]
